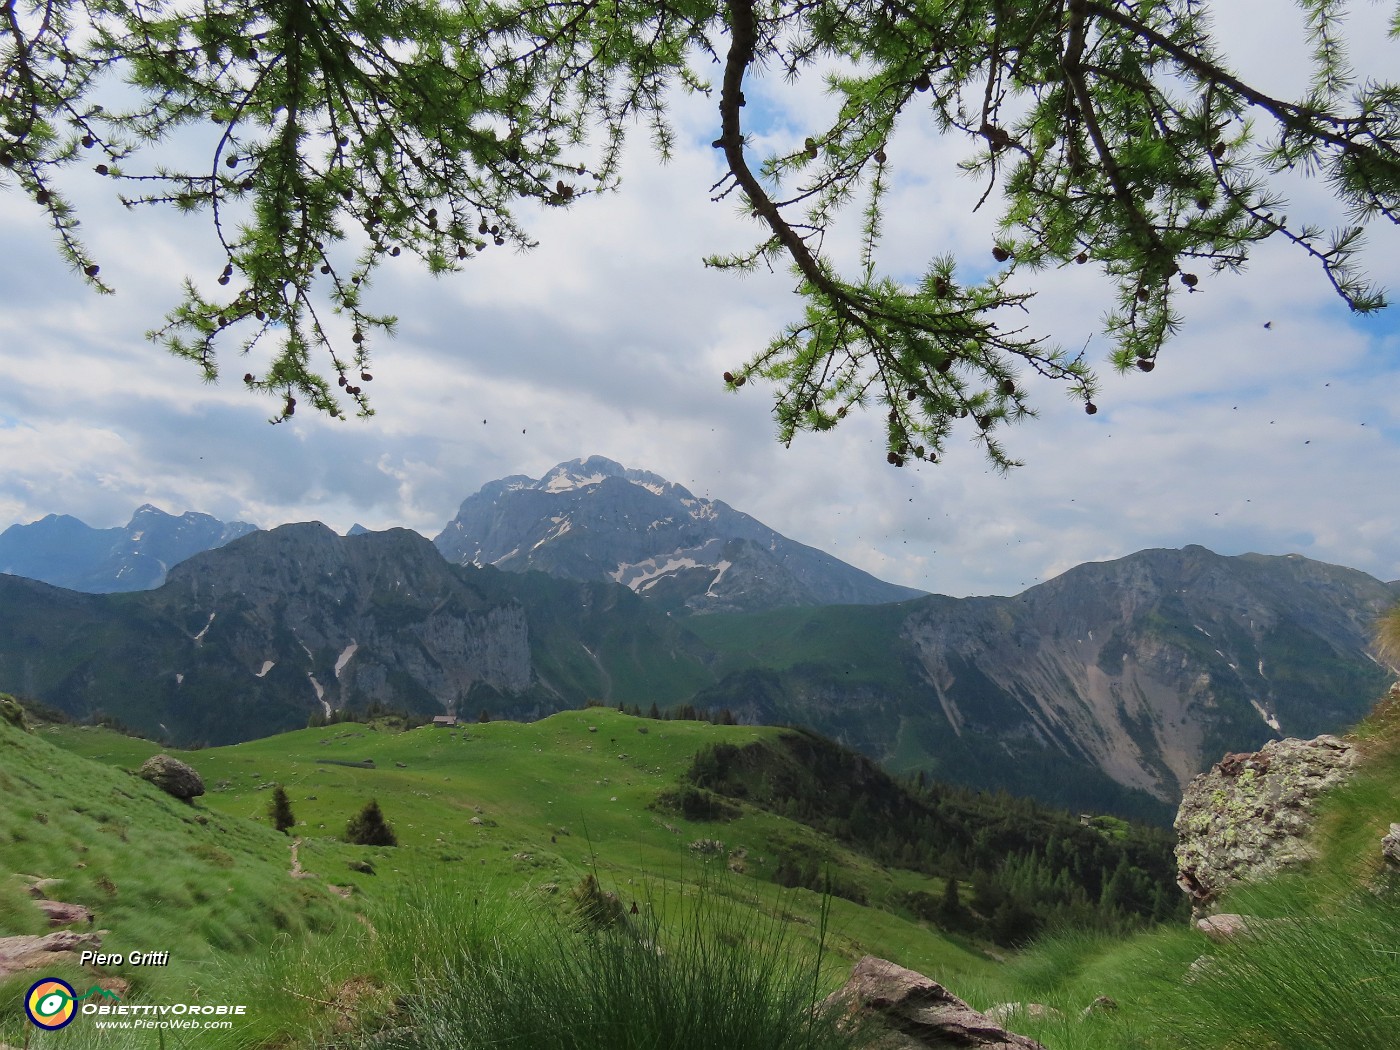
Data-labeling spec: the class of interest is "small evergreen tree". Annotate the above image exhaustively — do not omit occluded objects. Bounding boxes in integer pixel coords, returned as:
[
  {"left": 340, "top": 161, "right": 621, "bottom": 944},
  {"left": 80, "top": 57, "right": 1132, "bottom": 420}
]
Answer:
[
  {"left": 268, "top": 785, "right": 296, "bottom": 834},
  {"left": 345, "top": 799, "right": 398, "bottom": 847},
  {"left": 937, "top": 876, "right": 965, "bottom": 927}
]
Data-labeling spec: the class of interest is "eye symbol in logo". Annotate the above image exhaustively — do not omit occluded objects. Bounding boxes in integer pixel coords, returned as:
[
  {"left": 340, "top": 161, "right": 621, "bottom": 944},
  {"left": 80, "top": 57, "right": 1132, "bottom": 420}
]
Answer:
[{"left": 26, "top": 978, "right": 77, "bottom": 1029}]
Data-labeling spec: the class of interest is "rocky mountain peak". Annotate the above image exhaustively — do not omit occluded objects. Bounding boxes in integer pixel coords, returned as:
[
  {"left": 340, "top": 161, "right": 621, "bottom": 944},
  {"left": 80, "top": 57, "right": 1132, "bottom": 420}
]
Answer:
[{"left": 434, "top": 456, "right": 923, "bottom": 614}]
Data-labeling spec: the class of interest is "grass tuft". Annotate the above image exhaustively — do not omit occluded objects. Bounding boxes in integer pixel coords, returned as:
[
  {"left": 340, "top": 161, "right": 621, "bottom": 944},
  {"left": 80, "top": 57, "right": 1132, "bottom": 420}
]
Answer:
[{"left": 353, "top": 877, "right": 861, "bottom": 1050}]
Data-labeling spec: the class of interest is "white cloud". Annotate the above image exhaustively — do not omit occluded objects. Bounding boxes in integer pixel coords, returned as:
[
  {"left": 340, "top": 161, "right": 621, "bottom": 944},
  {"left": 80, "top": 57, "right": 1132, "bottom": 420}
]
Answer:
[{"left": 0, "top": 2, "right": 1397, "bottom": 599}]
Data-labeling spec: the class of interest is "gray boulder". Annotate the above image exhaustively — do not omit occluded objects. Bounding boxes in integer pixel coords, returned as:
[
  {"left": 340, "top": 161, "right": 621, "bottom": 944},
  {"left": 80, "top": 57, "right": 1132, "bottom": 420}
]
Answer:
[
  {"left": 1175, "top": 734, "right": 1358, "bottom": 916},
  {"left": 1382, "top": 823, "right": 1400, "bottom": 870},
  {"left": 820, "top": 956, "right": 1045, "bottom": 1050},
  {"left": 137, "top": 754, "right": 205, "bottom": 800}
]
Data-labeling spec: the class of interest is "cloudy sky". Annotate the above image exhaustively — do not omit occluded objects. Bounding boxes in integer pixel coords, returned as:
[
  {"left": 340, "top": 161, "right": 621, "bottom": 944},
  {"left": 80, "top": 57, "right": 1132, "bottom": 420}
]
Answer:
[{"left": 2, "top": 3, "right": 1398, "bottom": 598}]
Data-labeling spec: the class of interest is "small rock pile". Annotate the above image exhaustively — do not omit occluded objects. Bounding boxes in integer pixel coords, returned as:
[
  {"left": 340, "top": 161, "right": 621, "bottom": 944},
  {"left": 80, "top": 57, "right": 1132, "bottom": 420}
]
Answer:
[{"left": 0, "top": 875, "right": 116, "bottom": 991}]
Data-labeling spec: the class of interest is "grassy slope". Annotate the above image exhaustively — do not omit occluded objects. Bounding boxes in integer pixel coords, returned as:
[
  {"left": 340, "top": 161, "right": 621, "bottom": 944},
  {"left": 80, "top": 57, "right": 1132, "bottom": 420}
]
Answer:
[
  {"left": 0, "top": 716, "right": 352, "bottom": 1045},
  {"left": 27, "top": 690, "right": 1400, "bottom": 1049},
  {"left": 40, "top": 710, "right": 993, "bottom": 995}
]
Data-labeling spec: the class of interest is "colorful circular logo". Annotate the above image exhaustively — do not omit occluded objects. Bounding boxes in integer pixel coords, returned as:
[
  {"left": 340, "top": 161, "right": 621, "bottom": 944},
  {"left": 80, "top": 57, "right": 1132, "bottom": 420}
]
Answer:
[{"left": 25, "top": 977, "right": 77, "bottom": 1029}]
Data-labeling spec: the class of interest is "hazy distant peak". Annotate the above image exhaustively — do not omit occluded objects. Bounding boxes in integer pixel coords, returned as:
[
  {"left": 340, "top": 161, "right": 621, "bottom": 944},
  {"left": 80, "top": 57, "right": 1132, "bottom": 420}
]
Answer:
[{"left": 0, "top": 505, "right": 258, "bottom": 593}]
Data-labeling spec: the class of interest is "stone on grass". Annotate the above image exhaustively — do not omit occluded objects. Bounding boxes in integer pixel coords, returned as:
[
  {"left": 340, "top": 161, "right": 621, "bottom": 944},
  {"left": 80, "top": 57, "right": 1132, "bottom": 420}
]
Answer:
[
  {"left": 0, "top": 930, "right": 103, "bottom": 981},
  {"left": 1080, "top": 996, "right": 1118, "bottom": 1019},
  {"left": 985, "top": 1003, "right": 1063, "bottom": 1025},
  {"left": 1175, "top": 734, "right": 1357, "bottom": 916},
  {"left": 17, "top": 875, "right": 64, "bottom": 897},
  {"left": 138, "top": 754, "right": 205, "bottom": 800},
  {"left": 1381, "top": 824, "right": 1400, "bottom": 870},
  {"left": 35, "top": 899, "right": 93, "bottom": 927},
  {"left": 1195, "top": 913, "right": 1255, "bottom": 942},
  {"left": 820, "top": 955, "right": 1045, "bottom": 1050}
]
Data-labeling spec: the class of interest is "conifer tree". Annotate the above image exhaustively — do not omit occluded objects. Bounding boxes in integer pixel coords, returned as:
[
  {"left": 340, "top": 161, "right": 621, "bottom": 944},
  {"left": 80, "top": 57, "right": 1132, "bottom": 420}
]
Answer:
[
  {"left": 268, "top": 785, "right": 295, "bottom": 834},
  {"left": 345, "top": 798, "right": 397, "bottom": 847},
  {"left": 2, "top": 0, "right": 1394, "bottom": 462},
  {"left": 937, "top": 875, "right": 964, "bottom": 927}
]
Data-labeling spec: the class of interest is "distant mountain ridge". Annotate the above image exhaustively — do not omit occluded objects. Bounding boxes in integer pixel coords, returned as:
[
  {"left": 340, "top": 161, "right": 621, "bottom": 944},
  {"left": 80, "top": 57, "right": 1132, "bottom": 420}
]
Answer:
[
  {"left": 0, "top": 522, "right": 716, "bottom": 745},
  {"left": 1, "top": 456, "right": 922, "bottom": 614},
  {"left": 0, "top": 504, "right": 257, "bottom": 592},
  {"left": 683, "top": 543, "right": 1398, "bottom": 817},
  {"left": 0, "top": 522, "right": 1394, "bottom": 820},
  {"left": 432, "top": 455, "right": 926, "bottom": 613},
  {"left": 2, "top": 466, "right": 1396, "bottom": 820}
]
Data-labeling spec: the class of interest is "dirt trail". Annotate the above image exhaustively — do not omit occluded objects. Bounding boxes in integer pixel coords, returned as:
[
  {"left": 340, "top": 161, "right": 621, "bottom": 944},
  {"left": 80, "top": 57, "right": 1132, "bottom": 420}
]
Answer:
[
  {"left": 289, "top": 838, "right": 354, "bottom": 898},
  {"left": 289, "top": 837, "right": 315, "bottom": 878}
]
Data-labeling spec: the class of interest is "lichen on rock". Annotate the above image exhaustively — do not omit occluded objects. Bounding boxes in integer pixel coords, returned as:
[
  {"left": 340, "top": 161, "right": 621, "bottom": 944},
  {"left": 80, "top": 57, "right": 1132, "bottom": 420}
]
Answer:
[{"left": 1174, "top": 734, "right": 1358, "bottom": 916}]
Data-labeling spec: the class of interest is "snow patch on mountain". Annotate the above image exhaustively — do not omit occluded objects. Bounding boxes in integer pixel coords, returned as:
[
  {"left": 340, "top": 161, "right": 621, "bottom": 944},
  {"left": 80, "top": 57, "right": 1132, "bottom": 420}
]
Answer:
[
  {"left": 544, "top": 470, "right": 608, "bottom": 492},
  {"left": 308, "top": 673, "right": 330, "bottom": 718},
  {"left": 705, "top": 560, "right": 733, "bottom": 597},
  {"left": 631, "top": 556, "right": 704, "bottom": 591},
  {"left": 532, "top": 517, "right": 572, "bottom": 550}
]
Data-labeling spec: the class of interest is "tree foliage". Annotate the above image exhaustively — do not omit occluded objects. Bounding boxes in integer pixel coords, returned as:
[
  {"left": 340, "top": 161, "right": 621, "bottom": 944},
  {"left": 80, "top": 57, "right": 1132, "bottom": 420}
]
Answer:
[
  {"left": 2, "top": 0, "right": 1397, "bottom": 463},
  {"left": 687, "top": 731, "right": 1185, "bottom": 944},
  {"left": 268, "top": 783, "right": 295, "bottom": 833},
  {"left": 345, "top": 797, "right": 397, "bottom": 846}
]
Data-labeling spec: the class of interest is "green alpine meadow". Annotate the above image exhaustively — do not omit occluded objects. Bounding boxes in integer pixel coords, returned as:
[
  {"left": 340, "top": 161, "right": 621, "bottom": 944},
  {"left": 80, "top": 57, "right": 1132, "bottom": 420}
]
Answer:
[{"left": 4, "top": 684, "right": 1400, "bottom": 1049}]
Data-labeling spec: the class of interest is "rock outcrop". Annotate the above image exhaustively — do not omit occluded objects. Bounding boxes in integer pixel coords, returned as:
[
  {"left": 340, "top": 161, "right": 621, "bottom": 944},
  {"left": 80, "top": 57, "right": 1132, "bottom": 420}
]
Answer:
[
  {"left": 0, "top": 930, "right": 103, "bottom": 982},
  {"left": 138, "top": 754, "right": 205, "bottom": 800},
  {"left": 34, "top": 899, "right": 93, "bottom": 926},
  {"left": 820, "top": 956, "right": 1045, "bottom": 1050},
  {"left": 1382, "top": 824, "right": 1400, "bottom": 870},
  {"left": 1174, "top": 734, "right": 1359, "bottom": 914}
]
